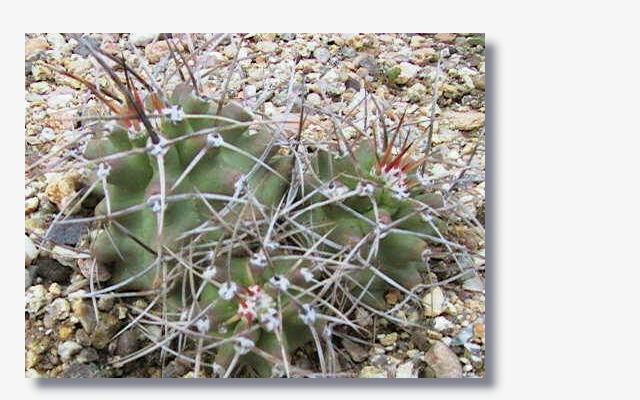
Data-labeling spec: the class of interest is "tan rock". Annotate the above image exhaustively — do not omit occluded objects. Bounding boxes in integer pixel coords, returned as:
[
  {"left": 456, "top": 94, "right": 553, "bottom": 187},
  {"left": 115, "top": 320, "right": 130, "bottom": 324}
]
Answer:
[
  {"left": 359, "top": 366, "right": 388, "bottom": 378},
  {"left": 101, "top": 41, "right": 120, "bottom": 56},
  {"left": 25, "top": 197, "right": 39, "bottom": 214},
  {"left": 45, "top": 171, "right": 81, "bottom": 210},
  {"left": 379, "top": 332, "right": 398, "bottom": 347},
  {"left": 256, "top": 41, "right": 277, "bottom": 53},
  {"left": 25, "top": 235, "right": 39, "bottom": 266},
  {"left": 434, "top": 33, "right": 457, "bottom": 43},
  {"left": 410, "top": 35, "right": 428, "bottom": 49},
  {"left": 422, "top": 286, "right": 446, "bottom": 317},
  {"left": 472, "top": 74, "right": 485, "bottom": 90},
  {"left": 473, "top": 322, "right": 485, "bottom": 343},
  {"left": 25, "top": 37, "right": 49, "bottom": 56},
  {"left": 443, "top": 111, "right": 485, "bottom": 131},
  {"left": 423, "top": 341, "right": 463, "bottom": 378},
  {"left": 145, "top": 40, "right": 170, "bottom": 63}
]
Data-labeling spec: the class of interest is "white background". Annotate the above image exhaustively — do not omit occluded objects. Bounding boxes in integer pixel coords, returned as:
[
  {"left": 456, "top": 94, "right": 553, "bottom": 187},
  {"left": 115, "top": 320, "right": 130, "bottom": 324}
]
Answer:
[{"left": 8, "top": 1, "right": 640, "bottom": 399}]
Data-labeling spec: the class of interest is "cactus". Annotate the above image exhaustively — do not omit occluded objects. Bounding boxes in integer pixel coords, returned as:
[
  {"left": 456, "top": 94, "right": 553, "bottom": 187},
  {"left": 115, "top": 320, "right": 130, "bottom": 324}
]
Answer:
[{"left": 36, "top": 34, "right": 481, "bottom": 378}]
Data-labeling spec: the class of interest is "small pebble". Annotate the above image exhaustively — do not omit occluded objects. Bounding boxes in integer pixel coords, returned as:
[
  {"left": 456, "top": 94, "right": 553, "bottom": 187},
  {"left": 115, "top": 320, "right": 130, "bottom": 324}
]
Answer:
[
  {"left": 422, "top": 287, "right": 446, "bottom": 317},
  {"left": 359, "top": 366, "right": 388, "bottom": 378},
  {"left": 279, "top": 33, "right": 296, "bottom": 41},
  {"left": 432, "top": 316, "right": 454, "bottom": 331},
  {"left": 395, "top": 361, "right": 415, "bottom": 378},
  {"left": 395, "top": 62, "right": 421, "bottom": 85},
  {"left": 341, "top": 338, "right": 368, "bottom": 362},
  {"left": 97, "top": 296, "right": 115, "bottom": 312},
  {"left": 57, "top": 340, "right": 83, "bottom": 362},
  {"left": 130, "top": 33, "right": 158, "bottom": 47},
  {"left": 25, "top": 269, "right": 32, "bottom": 289},
  {"left": 463, "top": 276, "right": 485, "bottom": 292},
  {"left": 313, "top": 47, "right": 331, "bottom": 63},
  {"left": 71, "top": 297, "right": 97, "bottom": 334},
  {"left": 145, "top": 41, "right": 170, "bottom": 63},
  {"left": 473, "top": 322, "right": 485, "bottom": 343},
  {"left": 76, "top": 347, "right": 99, "bottom": 364},
  {"left": 407, "top": 82, "right": 427, "bottom": 102},
  {"left": 25, "top": 236, "right": 39, "bottom": 266},
  {"left": 25, "top": 284, "right": 47, "bottom": 314},
  {"left": 410, "top": 35, "right": 428, "bottom": 49},
  {"left": 423, "top": 341, "right": 463, "bottom": 378},
  {"left": 306, "top": 92, "right": 322, "bottom": 105},
  {"left": 62, "top": 363, "right": 107, "bottom": 378},
  {"left": 25, "top": 37, "right": 49, "bottom": 56},
  {"left": 378, "top": 332, "right": 398, "bottom": 347},
  {"left": 256, "top": 41, "right": 277, "bottom": 53},
  {"left": 46, "top": 33, "right": 66, "bottom": 48},
  {"left": 25, "top": 197, "right": 39, "bottom": 214},
  {"left": 116, "top": 329, "right": 139, "bottom": 356},
  {"left": 434, "top": 33, "right": 457, "bottom": 43},
  {"left": 45, "top": 219, "right": 90, "bottom": 246},
  {"left": 47, "top": 298, "right": 70, "bottom": 320},
  {"left": 48, "top": 282, "right": 62, "bottom": 296},
  {"left": 34, "top": 259, "right": 73, "bottom": 284}
]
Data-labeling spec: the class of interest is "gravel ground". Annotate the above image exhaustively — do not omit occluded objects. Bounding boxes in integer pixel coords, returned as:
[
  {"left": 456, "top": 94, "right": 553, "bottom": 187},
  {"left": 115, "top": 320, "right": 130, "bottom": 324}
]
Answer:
[{"left": 24, "top": 33, "right": 485, "bottom": 378}]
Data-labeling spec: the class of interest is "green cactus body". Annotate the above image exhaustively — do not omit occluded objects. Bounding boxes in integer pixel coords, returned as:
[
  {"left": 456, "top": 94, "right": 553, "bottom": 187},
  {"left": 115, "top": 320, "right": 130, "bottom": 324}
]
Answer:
[{"left": 82, "top": 78, "right": 448, "bottom": 377}]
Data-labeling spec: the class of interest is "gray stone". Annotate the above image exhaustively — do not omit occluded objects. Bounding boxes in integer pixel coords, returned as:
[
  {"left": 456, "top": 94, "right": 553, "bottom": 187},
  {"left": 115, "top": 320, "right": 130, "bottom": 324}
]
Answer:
[
  {"left": 452, "top": 324, "right": 474, "bottom": 346},
  {"left": 45, "top": 219, "right": 90, "bottom": 246},
  {"left": 71, "top": 35, "right": 99, "bottom": 56},
  {"left": 463, "top": 276, "right": 485, "bottom": 292},
  {"left": 62, "top": 363, "right": 108, "bottom": 378},
  {"left": 432, "top": 316, "right": 454, "bottom": 331},
  {"left": 341, "top": 338, "right": 368, "bottom": 362},
  {"left": 58, "top": 341, "right": 83, "bottom": 362},
  {"left": 34, "top": 258, "right": 73, "bottom": 284},
  {"left": 423, "top": 341, "right": 463, "bottom": 378},
  {"left": 97, "top": 296, "right": 115, "bottom": 312},
  {"left": 75, "top": 328, "right": 92, "bottom": 347},
  {"left": 313, "top": 47, "right": 331, "bottom": 63},
  {"left": 76, "top": 348, "right": 99, "bottom": 364},
  {"left": 116, "top": 329, "right": 139, "bottom": 356},
  {"left": 279, "top": 33, "right": 296, "bottom": 41},
  {"left": 340, "top": 46, "right": 357, "bottom": 59}
]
